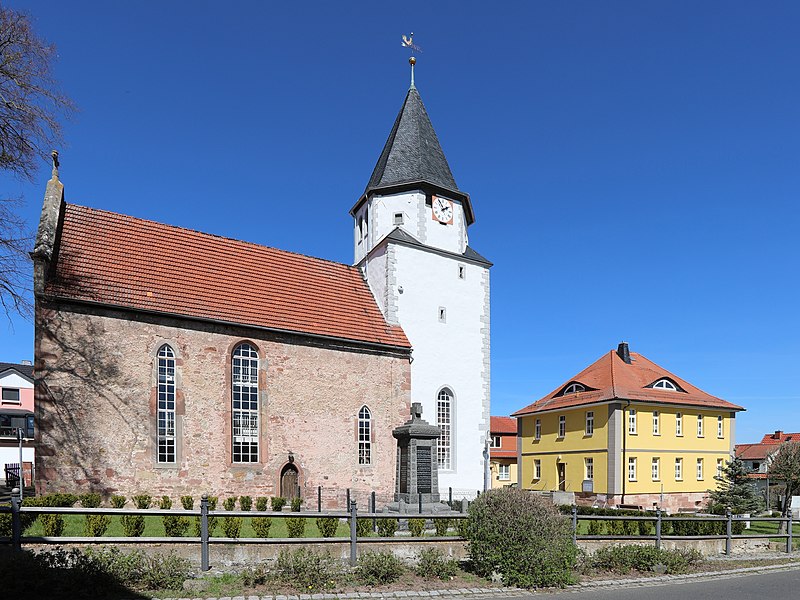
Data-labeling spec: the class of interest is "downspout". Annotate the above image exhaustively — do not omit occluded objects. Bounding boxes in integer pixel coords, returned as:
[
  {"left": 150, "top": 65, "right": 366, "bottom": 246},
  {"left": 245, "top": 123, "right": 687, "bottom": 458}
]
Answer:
[{"left": 621, "top": 399, "right": 631, "bottom": 505}]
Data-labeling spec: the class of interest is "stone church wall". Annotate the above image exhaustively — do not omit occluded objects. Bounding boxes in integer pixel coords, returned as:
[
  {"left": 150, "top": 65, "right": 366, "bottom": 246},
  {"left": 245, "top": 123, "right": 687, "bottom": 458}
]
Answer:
[{"left": 34, "top": 302, "right": 411, "bottom": 507}]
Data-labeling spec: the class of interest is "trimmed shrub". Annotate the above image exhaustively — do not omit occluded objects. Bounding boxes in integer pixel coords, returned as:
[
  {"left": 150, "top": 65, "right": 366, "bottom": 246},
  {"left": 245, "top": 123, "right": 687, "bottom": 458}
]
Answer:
[
  {"left": 271, "top": 496, "right": 286, "bottom": 512},
  {"left": 587, "top": 519, "right": 604, "bottom": 535},
  {"left": 465, "top": 487, "right": 577, "bottom": 588},
  {"left": 253, "top": 515, "right": 272, "bottom": 538},
  {"left": 316, "top": 516, "right": 338, "bottom": 538},
  {"left": 120, "top": 513, "right": 145, "bottom": 537},
  {"left": 434, "top": 517, "right": 451, "bottom": 536},
  {"left": 239, "top": 496, "right": 252, "bottom": 511},
  {"left": 357, "top": 550, "right": 405, "bottom": 585},
  {"left": 408, "top": 517, "right": 426, "bottom": 537},
  {"left": 256, "top": 496, "right": 269, "bottom": 512},
  {"left": 132, "top": 494, "right": 151, "bottom": 509},
  {"left": 161, "top": 496, "right": 189, "bottom": 537},
  {"left": 273, "top": 548, "right": 345, "bottom": 590},
  {"left": 180, "top": 496, "right": 194, "bottom": 510},
  {"left": 376, "top": 517, "right": 398, "bottom": 537},
  {"left": 38, "top": 493, "right": 79, "bottom": 537},
  {"left": 356, "top": 517, "right": 371, "bottom": 537},
  {"left": 415, "top": 548, "right": 458, "bottom": 580},
  {"left": 223, "top": 497, "right": 237, "bottom": 511},
  {"left": 291, "top": 497, "right": 303, "bottom": 512},
  {"left": 286, "top": 516, "right": 306, "bottom": 537},
  {"left": 81, "top": 493, "right": 110, "bottom": 537},
  {"left": 79, "top": 493, "right": 102, "bottom": 507},
  {"left": 222, "top": 515, "right": 242, "bottom": 538},
  {"left": 110, "top": 495, "right": 126, "bottom": 508}
]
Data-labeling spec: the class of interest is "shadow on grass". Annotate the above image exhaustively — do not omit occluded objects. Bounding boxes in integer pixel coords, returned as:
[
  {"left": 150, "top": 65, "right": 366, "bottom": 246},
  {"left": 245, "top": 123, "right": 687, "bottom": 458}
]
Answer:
[{"left": 0, "top": 547, "right": 149, "bottom": 600}]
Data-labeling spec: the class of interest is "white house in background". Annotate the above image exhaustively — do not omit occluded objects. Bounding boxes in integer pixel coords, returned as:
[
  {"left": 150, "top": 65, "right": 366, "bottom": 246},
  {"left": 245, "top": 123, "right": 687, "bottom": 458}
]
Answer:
[
  {"left": 1, "top": 362, "right": 35, "bottom": 486},
  {"left": 352, "top": 79, "right": 492, "bottom": 497}
]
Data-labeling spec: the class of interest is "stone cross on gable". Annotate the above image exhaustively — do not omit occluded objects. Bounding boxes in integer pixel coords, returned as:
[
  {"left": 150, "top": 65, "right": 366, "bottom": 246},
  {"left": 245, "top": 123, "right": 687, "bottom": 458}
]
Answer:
[{"left": 411, "top": 402, "right": 423, "bottom": 419}]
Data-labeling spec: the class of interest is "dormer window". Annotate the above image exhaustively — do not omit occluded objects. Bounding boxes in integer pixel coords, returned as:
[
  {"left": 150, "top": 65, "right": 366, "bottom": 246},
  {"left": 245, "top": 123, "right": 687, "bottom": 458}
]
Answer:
[
  {"left": 563, "top": 383, "right": 585, "bottom": 395},
  {"left": 651, "top": 379, "right": 679, "bottom": 391}
]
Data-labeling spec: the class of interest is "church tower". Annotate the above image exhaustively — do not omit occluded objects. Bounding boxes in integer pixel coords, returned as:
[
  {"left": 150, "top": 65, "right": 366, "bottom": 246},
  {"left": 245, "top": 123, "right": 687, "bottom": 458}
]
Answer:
[{"left": 351, "top": 59, "right": 491, "bottom": 496}]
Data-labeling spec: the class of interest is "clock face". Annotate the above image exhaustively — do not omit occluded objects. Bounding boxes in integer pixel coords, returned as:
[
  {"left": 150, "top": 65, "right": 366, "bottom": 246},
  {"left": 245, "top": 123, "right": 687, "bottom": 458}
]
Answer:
[{"left": 432, "top": 196, "right": 453, "bottom": 223}]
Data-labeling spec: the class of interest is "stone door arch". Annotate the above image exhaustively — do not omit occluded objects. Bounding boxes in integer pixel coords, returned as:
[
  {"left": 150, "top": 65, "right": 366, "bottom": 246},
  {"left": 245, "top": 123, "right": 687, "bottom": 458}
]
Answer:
[{"left": 280, "top": 463, "right": 299, "bottom": 499}]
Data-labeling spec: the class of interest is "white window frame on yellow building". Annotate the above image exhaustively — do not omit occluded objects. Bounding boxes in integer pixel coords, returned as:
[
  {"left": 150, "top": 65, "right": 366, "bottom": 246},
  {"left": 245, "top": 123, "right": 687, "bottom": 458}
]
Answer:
[
  {"left": 675, "top": 457, "right": 683, "bottom": 481},
  {"left": 651, "top": 457, "right": 660, "bottom": 481},
  {"left": 558, "top": 415, "right": 566, "bottom": 438},
  {"left": 498, "top": 463, "right": 510, "bottom": 481},
  {"left": 717, "top": 415, "right": 724, "bottom": 438},
  {"left": 585, "top": 411, "right": 594, "bottom": 436},
  {"left": 676, "top": 412, "right": 683, "bottom": 436},
  {"left": 534, "top": 459, "right": 541, "bottom": 480},
  {"left": 696, "top": 458, "right": 704, "bottom": 480},
  {"left": 628, "top": 409, "right": 637, "bottom": 434},
  {"left": 717, "top": 458, "right": 724, "bottom": 478},
  {"left": 585, "top": 457, "right": 594, "bottom": 480},
  {"left": 628, "top": 456, "right": 637, "bottom": 481},
  {"left": 652, "top": 410, "right": 660, "bottom": 435},
  {"left": 534, "top": 418, "right": 541, "bottom": 440},
  {"left": 697, "top": 414, "right": 704, "bottom": 438}
]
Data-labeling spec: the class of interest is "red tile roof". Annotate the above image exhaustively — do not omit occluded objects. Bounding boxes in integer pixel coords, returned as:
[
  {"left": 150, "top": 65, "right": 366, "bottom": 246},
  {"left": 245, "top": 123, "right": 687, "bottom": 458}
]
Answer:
[
  {"left": 490, "top": 416, "right": 517, "bottom": 435},
  {"left": 735, "top": 443, "right": 774, "bottom": 461},
  {"left": 512, "top": 349, "right": 743, "bottom": 416},
  {"left": 45, "top": 204, "right": 410, "bottom": 350},
  {"left": 759, "top": 431, "right": 800, "bottom": 444}
]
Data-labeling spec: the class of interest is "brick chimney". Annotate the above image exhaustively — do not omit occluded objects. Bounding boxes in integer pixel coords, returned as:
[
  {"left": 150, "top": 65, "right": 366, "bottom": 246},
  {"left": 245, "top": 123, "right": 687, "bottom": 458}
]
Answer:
[
  {"left": 617, "top": 342, "right": 632, "bottom": 364},
  {"left": 773, "top": 430, "right": 783, "bottom": 440}
]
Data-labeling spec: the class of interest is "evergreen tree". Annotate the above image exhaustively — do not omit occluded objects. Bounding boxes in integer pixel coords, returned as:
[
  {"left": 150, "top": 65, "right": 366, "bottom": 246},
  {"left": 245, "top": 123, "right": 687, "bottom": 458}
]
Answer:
[{"left": 707, "top": 457, "right": 764, "bottom": 515}]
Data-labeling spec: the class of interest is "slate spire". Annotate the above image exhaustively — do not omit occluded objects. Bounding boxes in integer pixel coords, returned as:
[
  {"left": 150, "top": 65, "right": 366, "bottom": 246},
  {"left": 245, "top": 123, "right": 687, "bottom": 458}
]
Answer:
[{"left": 365, "top": 85, "right": 460, "bottom": 195}]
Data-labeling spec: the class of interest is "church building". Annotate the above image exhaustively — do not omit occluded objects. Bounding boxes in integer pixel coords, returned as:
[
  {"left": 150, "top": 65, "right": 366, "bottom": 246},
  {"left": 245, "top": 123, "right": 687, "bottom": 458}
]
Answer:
[{"left": 31, "top": 63, "right": 491, "bottom": 504}]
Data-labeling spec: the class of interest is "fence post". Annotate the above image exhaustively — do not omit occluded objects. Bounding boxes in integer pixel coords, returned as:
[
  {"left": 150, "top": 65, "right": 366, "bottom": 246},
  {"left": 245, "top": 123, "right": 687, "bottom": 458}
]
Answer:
[
  {"left": 418, "top": 492, "right": 423, "bottom": 514},
  {"left": 371, "top": 491, "right": 377, "bottom": 533},
  {"left": 200, "top": 494, "right": 210, "bottom": 571},
  {"left": 449, "top": 487, "right": 453, "bottom": 505},
  {"left": 10, "top": 487, "right": 21, "bottom": 552},
  {"left": 725, "top": 507, "right": 732, "bottom": 556},
  {"left": 655, "top": 508, "right": 662, "bottom": 550},
  {"left": 346, "top": 488, "right": 350, "bottom": 511},
  {"left": 787, "top": 511, "right": 793, "bottom": 554},
  {"left": 318, "top": 486, "right": 322, "bottom": 512},
  {"left": 571, "top": 505, "right": 577, "bottom": 544},
  {"left": 349, "top": 500, "right": 358, "bottom": 566}
]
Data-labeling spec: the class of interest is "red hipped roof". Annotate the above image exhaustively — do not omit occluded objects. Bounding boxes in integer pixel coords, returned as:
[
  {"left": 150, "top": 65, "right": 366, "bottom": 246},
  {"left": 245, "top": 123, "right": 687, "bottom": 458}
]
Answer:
[
  {"left": 490, "top": 416, "right": 517, "bottom": 435},
  {"left": 44, "top": 204, "right": 410, "bottom": 350},
  {"left": 513, "top": 349, "right": 743, "bottom": 416}
]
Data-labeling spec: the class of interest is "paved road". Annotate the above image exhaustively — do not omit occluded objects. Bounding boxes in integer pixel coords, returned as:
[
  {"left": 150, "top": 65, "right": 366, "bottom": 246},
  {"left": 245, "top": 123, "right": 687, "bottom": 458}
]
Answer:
[{"left": 549, "top": 566, "right": 800, "bottom": 598}]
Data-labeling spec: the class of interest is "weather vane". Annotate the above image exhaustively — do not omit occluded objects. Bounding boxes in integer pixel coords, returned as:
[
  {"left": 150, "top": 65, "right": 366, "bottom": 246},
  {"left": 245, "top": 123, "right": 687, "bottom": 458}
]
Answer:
[{"left": 401, "top": 32, "right": 422, "bottom": 88}]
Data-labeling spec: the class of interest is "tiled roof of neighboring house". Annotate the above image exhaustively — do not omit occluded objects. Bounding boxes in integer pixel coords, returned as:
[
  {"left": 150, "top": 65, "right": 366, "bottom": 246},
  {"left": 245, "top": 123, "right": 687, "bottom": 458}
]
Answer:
[
  {"left": 490, "top": 416, "right": 517, "bottom": 434},
  {"left": 0, "top": 362, "right": 34, "bottom": 380},
  {"left": 44, "top": 204, "right": 411, "bottom": 350},
  {"left": 490, "top": 449, "right": 518, "bottom": 459},
  {"left": 512, "top": 346, "right": 743, "bottom": 416},
  {"left": 735, "top": 443, "right": 775, "bottom": 461},
  {"left": 759, "top": 431, "right": 800, "bottom": 444},
  {"left": 747, "top": 473, "right": 768, "bottom": 480}
]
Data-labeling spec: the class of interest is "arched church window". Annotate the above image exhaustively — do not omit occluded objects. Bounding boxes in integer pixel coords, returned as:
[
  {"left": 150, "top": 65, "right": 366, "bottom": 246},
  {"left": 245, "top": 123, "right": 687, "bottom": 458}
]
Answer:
[
  {"left": 157, "top": 344, "right": 177, "bottom": 463},
  {"left": 358, "top": 405, "right": 371, "bottom": 465},
  {"left": 357, "top": 217, "right": 364, "bottom": 244},
  {"left": 363, "top": 213, "right": 369, "bottom": 240},
  {"left": 232, "top": 343, "right": 259, "bottom": 463},
  {"left": 437, "top": 388, "right": 453, "bottom": 469}
]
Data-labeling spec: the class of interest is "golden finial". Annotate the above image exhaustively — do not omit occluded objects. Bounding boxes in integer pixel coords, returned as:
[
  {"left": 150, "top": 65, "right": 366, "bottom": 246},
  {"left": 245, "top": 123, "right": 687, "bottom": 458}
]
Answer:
[{"left": 402, "top": 33, "right": 422, "bottom": 89}]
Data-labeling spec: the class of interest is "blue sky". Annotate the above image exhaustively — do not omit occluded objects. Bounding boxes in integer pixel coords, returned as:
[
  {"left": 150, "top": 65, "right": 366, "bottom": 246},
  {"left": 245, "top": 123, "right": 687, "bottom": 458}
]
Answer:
[{"left": 1, "top": 1, "right": 798, "bottom": 444}]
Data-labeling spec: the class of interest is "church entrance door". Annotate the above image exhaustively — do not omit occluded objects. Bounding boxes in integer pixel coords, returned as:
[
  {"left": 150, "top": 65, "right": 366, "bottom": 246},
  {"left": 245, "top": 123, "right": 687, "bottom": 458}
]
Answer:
[{"left": 280, "top": 464, "right": 299, "bottom": 499}]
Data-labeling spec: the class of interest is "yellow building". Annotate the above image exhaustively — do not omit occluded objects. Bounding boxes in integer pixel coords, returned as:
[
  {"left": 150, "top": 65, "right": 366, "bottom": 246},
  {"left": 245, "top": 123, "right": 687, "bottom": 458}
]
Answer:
[
  {"left": 489, "top": 416, "right": 518, "bottom": 488},
  {"left": 512, "top": 343, "right": 743, "bottom": 511}
]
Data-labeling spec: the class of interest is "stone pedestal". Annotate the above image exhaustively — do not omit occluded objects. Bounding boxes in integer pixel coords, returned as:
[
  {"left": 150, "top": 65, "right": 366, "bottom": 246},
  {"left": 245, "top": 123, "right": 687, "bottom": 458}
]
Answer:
[{"left": 387, "top": 403, "right": 449, "bottom": 513}]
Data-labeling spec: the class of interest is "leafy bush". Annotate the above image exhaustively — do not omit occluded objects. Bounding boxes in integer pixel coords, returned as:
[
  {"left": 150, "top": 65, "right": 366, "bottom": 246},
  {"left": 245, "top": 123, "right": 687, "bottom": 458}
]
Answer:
[
  {"left": 180, "top": 495, "right": 194, "bottom": 510},
  {"left": 316, "top": 516, "right": 338, "bottom": 537},
  {"left": 0, "top": 498, "right": 40, "bottom": 535},
  {"left": 110, "top": 495, "right": 126, "bottom": 508},
  {"left": 286, "top": 516, "right": 306, "bottom": 537},
  {"left": 455, "top": 517, "right": 468, "bottom": 537},
  {"left": 222, "top": 515, "right": 243, "bottom": 538},
  {"left": 408, "top": 517, "right": 426, "bottom": 537},
  {"left": 588, "top": 545, "right": 703, "bottom": 575},
  {"left": 256, "top": 496, "right": 269, "bottom": 512},
  {"left": 271, "top": 496, "right": 286, "bottom": 512},
  {"left": 223, "top": 497, "right": 237, "bottom": 511},
  {"left": 40, "top": 513, "right": 66, "bottom": 536},
  {"left": 587, "top": 519, "right": 604, "bottom": 535},
  {"left": 253, "top": 515, "right": 272, "bottom": 537},
  {"left": 87, "top": 546, "right": 191, "bottom": 590},
  {"left": 434, "top": 517, "right": 451, "bottom": 536},
  {"left": 273, "top": 548, "right": 345, "bottom": 590},
  {"left": 291, "top": 497, "right": 303, "bottom": 512},
  {"left": 35, "top": 493, "right": 78, "bottom": 537},
  {"left": 160, "top": 496, "right": 189, "bottom": 537},
  {"left": 84, "top": 512, "right": 111, "bottom": 537},
  {"left": 376, "top": 517, "right": 398, "bottom": 537},
  {"left": 239, "top": 495, "right": 252, "bottom": 511},
  {"left": 120, "top": 514, "right": 144, "bottom": 537},
  {"left": 466, "top": 487, "right": 577, "bottom": 588},
  {"left": 132, "top": 494, "right": 151, "bottom": 509},
  {"left": 79, "top": 493, "right": 102, "bottom": 508},
  {"left": 357, "top": 550, "right": 405, "bottom": 585},
  {"left": 356, "top": 517, "right": 372, "bottom": 537},
  {"left": 415, "top": 548, "right": 458, "bottom": 580}
]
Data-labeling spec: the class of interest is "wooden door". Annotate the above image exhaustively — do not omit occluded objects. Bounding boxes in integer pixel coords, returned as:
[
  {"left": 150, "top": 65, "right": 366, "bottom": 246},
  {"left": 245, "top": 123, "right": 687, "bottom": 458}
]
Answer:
[{"left": 280, "top": 465, "right": 299, "bottom": 499}]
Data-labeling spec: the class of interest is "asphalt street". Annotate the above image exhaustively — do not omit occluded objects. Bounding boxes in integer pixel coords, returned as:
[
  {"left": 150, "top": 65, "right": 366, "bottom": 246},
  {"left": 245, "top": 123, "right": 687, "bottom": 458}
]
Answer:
[{"left": 546, "top": 567, "right": 800, "bottom": 598}]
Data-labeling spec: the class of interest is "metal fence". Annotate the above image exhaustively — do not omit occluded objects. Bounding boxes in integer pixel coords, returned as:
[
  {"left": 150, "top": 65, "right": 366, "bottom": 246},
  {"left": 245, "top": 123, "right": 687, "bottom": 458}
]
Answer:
[
  {"left": 1, "top": 489, "right": 468, "bottom": 570},
  {"left": 568, "top": 506, "right": 795, "bottom": 555}
]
